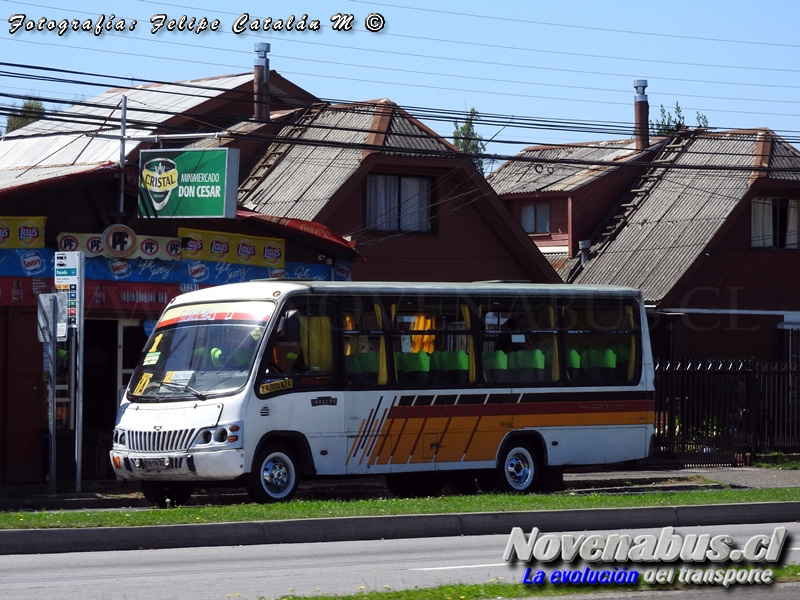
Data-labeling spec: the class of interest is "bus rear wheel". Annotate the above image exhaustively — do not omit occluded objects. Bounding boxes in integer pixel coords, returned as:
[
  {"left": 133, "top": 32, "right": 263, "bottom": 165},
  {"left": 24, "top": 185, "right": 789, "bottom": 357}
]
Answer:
[
  {"left": 497, "top": 441, "right": 540, "bottom": 493},
  {"left": 140, "top": 481, "right": 194, "bottom": 508},
  {"left": 247, "top": 445, "right": 300, "bottom": 503}
]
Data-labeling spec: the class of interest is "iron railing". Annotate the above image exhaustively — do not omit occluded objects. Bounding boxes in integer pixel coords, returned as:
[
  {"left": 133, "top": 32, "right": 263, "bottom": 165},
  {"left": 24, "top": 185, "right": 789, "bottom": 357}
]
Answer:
[{"left": 627, "top": 359, "right": 800, "bottom": 468}]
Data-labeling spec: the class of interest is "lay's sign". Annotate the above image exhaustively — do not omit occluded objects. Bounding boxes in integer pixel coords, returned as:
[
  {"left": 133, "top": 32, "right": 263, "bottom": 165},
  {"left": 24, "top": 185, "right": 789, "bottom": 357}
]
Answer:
[
  {"left": 0, "top": 217, "right": 45, "bottom": 248},
  {"left": 178, "top": 228, "right": 284, "bottom": 267}
]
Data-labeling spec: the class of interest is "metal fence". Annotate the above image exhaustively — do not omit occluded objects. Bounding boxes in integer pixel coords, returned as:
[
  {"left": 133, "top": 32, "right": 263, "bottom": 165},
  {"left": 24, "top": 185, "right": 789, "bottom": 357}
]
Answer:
[{"left": 628, "top": 359, "right": 800, "bottom": 469}]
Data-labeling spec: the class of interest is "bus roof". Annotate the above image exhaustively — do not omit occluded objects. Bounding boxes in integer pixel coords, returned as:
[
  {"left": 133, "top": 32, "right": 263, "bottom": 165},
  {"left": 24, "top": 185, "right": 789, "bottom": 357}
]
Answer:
[{"left": 169, "top": 280, "right": 643, "bottom": 307}]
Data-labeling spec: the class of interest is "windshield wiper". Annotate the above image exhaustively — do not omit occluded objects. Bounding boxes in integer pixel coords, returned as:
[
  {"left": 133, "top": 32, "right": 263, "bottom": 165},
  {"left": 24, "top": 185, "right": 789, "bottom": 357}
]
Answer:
[
  {"left": 153, "top": 380, "right": 208, "bottom": 400},
  {"left": 182, "top": 384, "right": 207, "bottom": 400}
]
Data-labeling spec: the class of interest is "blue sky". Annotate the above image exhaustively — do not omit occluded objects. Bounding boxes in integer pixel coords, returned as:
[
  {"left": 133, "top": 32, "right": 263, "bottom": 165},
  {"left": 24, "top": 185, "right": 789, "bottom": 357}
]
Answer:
[{"left": 2, "top": 0, "right": 799, "bottom": 157}]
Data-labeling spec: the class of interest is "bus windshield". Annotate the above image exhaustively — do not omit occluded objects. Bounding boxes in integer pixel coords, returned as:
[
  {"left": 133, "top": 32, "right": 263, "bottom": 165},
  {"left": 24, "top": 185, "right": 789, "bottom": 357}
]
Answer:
[{"left": 128, "top": 301, "right": 275, "bottom": 402}]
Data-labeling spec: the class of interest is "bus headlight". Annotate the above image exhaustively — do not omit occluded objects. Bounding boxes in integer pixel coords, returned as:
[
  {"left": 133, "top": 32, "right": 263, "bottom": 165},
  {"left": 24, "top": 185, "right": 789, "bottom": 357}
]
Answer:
[
  {"left": 113, "top": 429, "right": 127, "bottom": 448},
  {"left": 192, "top": 423, "right": 243, "bottom": 449}
]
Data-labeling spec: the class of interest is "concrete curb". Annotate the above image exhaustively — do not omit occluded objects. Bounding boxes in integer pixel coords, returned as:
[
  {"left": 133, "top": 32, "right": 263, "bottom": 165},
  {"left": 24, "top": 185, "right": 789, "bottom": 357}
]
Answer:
[{"left": 3, "top": 501, "right": 799, "bottom": 555}]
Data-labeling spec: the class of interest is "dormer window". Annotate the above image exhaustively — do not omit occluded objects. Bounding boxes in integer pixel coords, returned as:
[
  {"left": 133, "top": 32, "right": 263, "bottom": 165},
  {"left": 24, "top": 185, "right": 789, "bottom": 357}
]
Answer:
[
  {"left": 520, "top": 202, "right": 550, "bottom": 234},
  {"left": 752, "top": 197, "right": 799, "bottom": 249},
  {"left": 366, "top": 175, "right": 432, "bottom": 232}
]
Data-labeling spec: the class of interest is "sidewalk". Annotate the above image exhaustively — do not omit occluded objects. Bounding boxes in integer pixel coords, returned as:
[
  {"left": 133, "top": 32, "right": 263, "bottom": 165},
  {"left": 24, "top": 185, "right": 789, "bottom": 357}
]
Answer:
[{"left": 3, "top": 466, "right": 800, "bottom": 512}]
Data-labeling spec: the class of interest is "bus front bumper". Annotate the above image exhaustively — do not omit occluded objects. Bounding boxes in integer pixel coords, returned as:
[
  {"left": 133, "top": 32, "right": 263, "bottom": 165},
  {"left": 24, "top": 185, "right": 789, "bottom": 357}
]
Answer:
[{"left": 110, "top": 449, "right": 246, "bottom": 481}]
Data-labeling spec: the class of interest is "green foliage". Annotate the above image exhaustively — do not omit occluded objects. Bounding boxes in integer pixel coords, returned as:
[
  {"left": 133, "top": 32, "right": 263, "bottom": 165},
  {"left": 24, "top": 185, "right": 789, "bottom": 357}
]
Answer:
[
  {"left": 4, "top": 97, "right": 45, "bottom": 134},
  {"left": 453, "top": 107, "right": 488, "bottom": 173},
  {"left": 650, "top": 102, "right": 709, "bottom": 136},
  {"left": 3, "top": 487, "right": 800, "bottom": 529}
]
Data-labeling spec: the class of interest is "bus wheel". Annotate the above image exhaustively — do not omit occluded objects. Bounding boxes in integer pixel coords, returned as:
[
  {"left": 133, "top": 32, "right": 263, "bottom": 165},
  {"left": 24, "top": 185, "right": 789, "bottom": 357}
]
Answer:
[
  {"left": 247, "top": 445, "right": 299, "bottom": 503},
  {"left": 498, "top": 441, "right": 540, "bottom": 493},
  {"left": 140, "top": 481, "right": 194, "bottom": 508}
]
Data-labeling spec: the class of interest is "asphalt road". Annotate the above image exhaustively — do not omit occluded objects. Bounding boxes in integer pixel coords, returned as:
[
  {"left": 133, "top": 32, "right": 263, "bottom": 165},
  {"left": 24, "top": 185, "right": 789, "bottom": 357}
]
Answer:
[{"left": 1, "top": 522, "right": 798, "bottom": 600}]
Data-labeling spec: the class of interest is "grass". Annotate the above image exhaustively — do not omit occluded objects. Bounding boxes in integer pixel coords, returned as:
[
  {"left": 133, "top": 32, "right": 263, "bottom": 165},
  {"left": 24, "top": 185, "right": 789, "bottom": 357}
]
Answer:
[
  {"left": 754, "top": 454, "right": 800, "bottom": 470},
  {"left": 2, "top": 487, "right": 800, "bottom": 530}
]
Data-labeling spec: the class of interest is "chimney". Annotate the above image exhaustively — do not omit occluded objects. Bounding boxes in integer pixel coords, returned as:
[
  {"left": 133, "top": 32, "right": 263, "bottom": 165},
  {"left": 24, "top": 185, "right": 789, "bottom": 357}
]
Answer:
[
  {"left": 254, "top": 43, "right": 270, "bottom": 122},
  {"left": 579, "top": 240, "right": 592, "bottom": 265},
  {"left": 633, "top": 79, "right": 649, "bottom": 150}
]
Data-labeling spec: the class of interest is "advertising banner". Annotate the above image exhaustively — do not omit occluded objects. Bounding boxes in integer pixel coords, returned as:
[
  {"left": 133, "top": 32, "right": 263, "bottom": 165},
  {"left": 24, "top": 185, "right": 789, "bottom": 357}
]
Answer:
[
  {"left": 177, "top": 227, "right": 285, "bottom": 268},
  {"left": 57, "top": 232, "right": 182, "bottom": 261},
  {"left": 0, "top": 216, "right": 46, "bottom": 248},
  {"left": 138, "top": 148, "right": 238, "bottom": 218}
]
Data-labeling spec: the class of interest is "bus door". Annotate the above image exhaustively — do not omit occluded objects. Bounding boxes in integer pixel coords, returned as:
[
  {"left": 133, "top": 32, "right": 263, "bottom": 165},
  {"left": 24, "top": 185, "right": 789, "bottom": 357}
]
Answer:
[{"left": 253, "top": 297, "right": 346, "bottom": 475}]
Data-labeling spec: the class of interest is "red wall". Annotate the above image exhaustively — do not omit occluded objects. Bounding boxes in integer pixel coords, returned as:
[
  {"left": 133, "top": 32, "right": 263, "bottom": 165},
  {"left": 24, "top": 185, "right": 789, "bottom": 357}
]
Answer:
[
  {"left": 0, "top": 307, "right": 44, "bottom": 483},
  {"left": 326, "top": 172, "right": 545, "bottom": 282}
]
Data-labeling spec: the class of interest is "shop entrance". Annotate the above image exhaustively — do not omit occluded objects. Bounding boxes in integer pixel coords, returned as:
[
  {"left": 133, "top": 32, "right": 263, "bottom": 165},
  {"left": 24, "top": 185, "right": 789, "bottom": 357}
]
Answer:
[{"left": 58, "top": 319, "right": 148, "bottom": 481}]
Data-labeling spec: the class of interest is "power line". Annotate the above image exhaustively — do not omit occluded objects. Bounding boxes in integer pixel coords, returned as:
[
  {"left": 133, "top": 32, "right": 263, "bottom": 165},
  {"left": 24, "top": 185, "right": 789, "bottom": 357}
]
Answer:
[
  {"left": 4, "top": 62, "right": 800, "bottom": 146},
  {"left": 349, "top": 0, "right": 800, "bottom": 51}
]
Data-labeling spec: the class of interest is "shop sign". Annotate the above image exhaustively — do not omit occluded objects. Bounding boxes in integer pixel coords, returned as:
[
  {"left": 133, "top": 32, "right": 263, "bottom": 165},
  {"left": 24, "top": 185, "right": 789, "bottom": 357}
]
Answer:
[{"left": 138, "top": 148, "right": 238, "bottom": 218}]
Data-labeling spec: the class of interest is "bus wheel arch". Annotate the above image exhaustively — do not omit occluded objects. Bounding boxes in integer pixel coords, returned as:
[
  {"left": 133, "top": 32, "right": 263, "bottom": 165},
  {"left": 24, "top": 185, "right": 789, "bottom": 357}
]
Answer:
[
  {"left": 250, "top": 431, "right": 315, "bottom": 478},
  {"left": 247, "top": 432, "right": 315, "bottom": 503}
]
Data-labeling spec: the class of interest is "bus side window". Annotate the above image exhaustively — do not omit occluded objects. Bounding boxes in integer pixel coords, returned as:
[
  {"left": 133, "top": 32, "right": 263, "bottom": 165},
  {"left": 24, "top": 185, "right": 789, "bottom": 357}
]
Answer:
[
  {"left": 561, "top": 301, "right": 639, "bottom": 385},
  {"left": 342, "top": 300, "right": 387, "bottom": 388},
  {"left": 481, "top": 300, "right": 558, "bottom": 385}
]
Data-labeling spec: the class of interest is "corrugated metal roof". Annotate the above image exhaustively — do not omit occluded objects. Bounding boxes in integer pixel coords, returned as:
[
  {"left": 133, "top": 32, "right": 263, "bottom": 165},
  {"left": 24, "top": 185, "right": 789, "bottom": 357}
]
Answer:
[
  {"left": 239, "top": 105, "right": 373, "bottom": 219},
  {"left": 238, "top": 101, "right": 458, "bottom": 220},
  {"left": 543, "top": 251, "right": 578, "bottom": 282},
  {"left": 385, "top": 114, "right": 453, "bottom": 156},
  {"left": 573, "top": 131, "right": 761, "bottom": 304},
  {"left": 488, "top": 141, "right": 639, "bottom": 195},
  {"left": 0, "top": 162, "right": 117, "bottom": 194},
  {"left": 0, "top": 134, "right": 145, "bottom": 171},
  {"left": 0, "top": 74, "right": 253, "bottom": 189},
  {"left": 7, "top": 74, "right": 253, "bottom": 137},
  {"left": 769, "top": 136, "right": 800, "bottom": 181}
]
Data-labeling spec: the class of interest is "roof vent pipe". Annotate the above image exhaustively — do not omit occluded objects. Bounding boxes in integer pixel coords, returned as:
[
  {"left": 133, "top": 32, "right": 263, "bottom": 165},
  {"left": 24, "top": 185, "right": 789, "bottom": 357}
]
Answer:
[
  {"left": 579, "top": 240, "right": 591, "bottom": 265},
  {"left": 254, "top": 43, "right": 271, "bottom": 122},
  {"left": 633, "top": 79, "right": 649, "bottom": 150}
]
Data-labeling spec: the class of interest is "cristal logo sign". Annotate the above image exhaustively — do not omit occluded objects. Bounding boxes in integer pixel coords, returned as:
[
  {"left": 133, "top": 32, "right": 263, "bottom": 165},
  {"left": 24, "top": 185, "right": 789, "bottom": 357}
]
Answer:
[{"left": 141, "top": 158, "right": 178, "bottom": 211}]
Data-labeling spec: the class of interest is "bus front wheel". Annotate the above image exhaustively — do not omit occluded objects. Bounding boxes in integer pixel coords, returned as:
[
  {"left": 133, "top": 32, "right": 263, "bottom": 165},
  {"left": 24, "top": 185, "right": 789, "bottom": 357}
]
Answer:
[
  {"left": 497, "top": 441, "right": 540, "bottom": 493},
  {"left": 247, "top": 445, "right": 300, "bottom": 503}
]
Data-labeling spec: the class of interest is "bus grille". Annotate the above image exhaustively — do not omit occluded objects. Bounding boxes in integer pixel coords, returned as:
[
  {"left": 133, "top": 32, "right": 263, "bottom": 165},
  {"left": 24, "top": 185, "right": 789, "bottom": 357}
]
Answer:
[{"left": 127, "top": 429, "right": 196, "bottom": 452}]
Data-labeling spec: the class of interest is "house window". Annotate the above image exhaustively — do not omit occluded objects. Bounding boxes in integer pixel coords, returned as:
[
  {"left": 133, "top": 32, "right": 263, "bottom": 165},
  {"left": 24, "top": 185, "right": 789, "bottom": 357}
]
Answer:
[
  {"left": 751, "top": 197, "right": 799, "bottom": 249},
  {"left": 520, "top": 202, "right": 550, "bottom": 234},
  {"left": 366, "top": 175, "right": 432, "bottom": 232}
]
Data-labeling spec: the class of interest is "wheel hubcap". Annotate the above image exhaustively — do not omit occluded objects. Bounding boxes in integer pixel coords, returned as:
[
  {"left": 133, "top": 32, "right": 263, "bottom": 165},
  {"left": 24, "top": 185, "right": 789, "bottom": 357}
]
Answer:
[
  {"left": 506, "top": 451, "right": 531, "bottom": 487},
  {"left": 263, "top": 458, "right": 289, "bottom": 493}
]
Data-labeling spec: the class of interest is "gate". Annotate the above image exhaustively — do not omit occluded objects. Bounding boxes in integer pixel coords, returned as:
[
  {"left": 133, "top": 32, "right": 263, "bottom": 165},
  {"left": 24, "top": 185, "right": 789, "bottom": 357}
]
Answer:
[{"left": 629, "top": 360, "right": 800, "bottom": 469}]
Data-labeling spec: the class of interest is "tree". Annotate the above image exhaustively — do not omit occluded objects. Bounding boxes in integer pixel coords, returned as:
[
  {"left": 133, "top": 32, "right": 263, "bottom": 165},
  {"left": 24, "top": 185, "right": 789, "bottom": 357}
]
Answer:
[
  {"left": 650, "top": 101, "right": 708, "bottom": 136},
  {"left": 4, "top": 97, "right": 45, "bottom": 134},
  {"left": 453, "top": 107, "right": 488, "bottom": 173}
]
